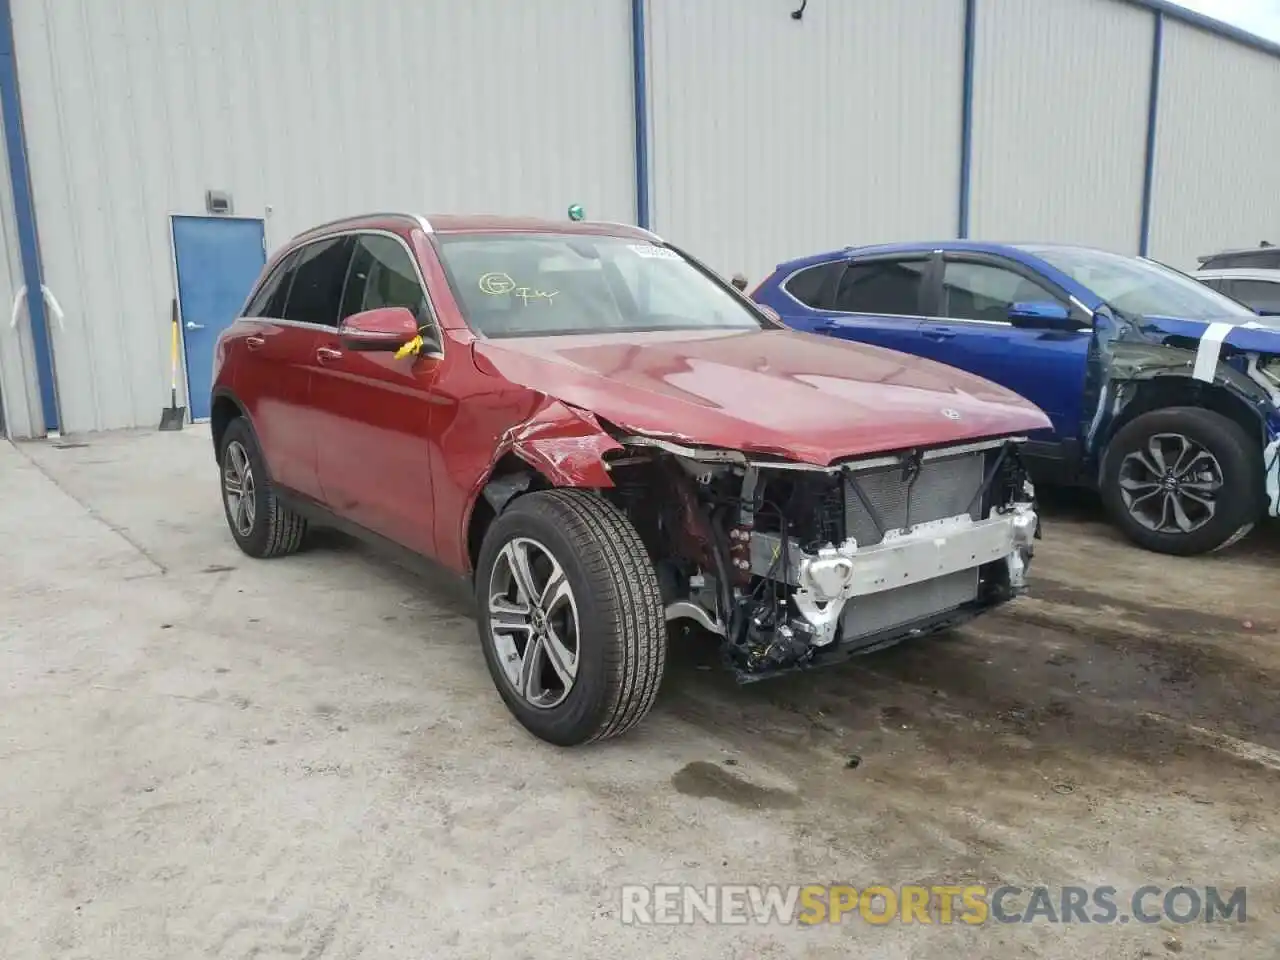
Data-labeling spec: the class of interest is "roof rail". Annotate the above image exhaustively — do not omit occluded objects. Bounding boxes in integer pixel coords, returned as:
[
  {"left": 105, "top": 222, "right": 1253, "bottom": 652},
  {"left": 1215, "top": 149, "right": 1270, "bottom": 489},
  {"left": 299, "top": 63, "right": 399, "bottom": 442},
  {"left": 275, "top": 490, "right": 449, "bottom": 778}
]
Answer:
[
  {"left": 595, "top": 219, "right": 661, "bottom": 240},
  {"left": 297, "top": 211, "right": 430, "bottom": 236},
  {"left": 1198, "top": 242, "right": 1277, "bottom": 262}
]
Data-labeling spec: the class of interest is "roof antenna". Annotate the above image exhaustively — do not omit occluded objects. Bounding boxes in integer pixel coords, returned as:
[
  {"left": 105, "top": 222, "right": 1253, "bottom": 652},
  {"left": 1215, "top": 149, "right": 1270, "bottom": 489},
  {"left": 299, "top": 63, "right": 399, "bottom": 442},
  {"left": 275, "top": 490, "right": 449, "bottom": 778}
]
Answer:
[{"left": 791, "top": 0, "right": 807, "bottom": 20}]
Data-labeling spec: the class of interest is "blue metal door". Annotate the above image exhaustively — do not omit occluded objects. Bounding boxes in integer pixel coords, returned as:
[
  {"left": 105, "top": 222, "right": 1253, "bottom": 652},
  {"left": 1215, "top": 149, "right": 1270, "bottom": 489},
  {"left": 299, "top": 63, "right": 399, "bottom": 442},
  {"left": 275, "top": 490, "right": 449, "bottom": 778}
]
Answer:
[{"left": 171, "top": 215, "right": 266, "bottom": 420}]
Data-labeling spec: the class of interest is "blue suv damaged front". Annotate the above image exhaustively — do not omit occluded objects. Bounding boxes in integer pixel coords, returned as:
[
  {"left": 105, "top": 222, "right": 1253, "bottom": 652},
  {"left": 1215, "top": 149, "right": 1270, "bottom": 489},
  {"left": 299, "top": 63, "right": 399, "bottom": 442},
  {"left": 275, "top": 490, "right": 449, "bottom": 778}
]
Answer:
[{"left": 753, "top": 241, "right": 1280, "bottom": 555}]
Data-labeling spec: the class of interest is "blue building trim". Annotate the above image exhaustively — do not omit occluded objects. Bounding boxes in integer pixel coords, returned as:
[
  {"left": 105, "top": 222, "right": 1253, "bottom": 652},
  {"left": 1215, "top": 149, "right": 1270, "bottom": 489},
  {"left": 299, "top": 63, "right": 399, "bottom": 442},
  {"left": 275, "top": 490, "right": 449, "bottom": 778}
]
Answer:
[
  {"left": 630, "top": 0, "right": 651, "bottom": 229},
  {"left": 957, "top": 0, "right": 976, "bottom": 238},
  {"left": 0, "top": 0, "right": 57, "bottom": 432},
  {"left": 1121, "top": 0, "right": 1280, "bottom": 60},
  {"left": 1139, "top": 12, "right": 1163, "bottom": 257}
]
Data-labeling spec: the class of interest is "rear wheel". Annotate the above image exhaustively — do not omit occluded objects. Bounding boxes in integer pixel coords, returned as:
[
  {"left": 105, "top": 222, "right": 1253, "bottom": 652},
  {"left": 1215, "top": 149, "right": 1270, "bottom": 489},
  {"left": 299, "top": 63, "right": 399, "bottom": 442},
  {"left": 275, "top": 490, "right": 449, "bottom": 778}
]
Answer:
[
  {"left": 1101, "top": 406, "right": 1263, "bottom": 556},
  {"left": 219, "top": 417, "right": 308, "bottom": 558},
  {"left": 474, "top": 489, "right": 666, "bottom": 746}
]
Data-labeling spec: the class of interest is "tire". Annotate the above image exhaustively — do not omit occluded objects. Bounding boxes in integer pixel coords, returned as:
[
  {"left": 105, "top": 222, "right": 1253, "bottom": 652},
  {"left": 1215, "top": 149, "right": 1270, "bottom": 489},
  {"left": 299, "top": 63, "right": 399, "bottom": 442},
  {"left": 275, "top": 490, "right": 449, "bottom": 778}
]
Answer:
[
  {"left": 218, "top": 416, "right": 308, "bottom": 559},
  {"left": 1100, "top": 406, "right": 1263, "bottom": 556},
  {"left": 474, "top": 489, "right": 666, "bottom": 746}
]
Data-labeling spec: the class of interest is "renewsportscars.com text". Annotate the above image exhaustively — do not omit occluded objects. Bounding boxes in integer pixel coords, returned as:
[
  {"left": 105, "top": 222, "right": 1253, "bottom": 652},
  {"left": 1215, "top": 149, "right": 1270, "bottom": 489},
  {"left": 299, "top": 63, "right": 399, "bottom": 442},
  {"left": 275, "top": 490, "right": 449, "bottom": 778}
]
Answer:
[{"left": 620, "top": 884, "right": 1247, "bottom": 926}]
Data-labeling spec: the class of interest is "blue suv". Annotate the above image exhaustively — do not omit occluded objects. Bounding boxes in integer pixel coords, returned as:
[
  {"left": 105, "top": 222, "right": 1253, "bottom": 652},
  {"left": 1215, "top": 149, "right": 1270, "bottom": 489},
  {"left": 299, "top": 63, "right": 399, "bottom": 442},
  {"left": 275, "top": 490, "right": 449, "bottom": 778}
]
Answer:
[{"left": 752, "top": 242, "right": 1280, "bottom": 556}]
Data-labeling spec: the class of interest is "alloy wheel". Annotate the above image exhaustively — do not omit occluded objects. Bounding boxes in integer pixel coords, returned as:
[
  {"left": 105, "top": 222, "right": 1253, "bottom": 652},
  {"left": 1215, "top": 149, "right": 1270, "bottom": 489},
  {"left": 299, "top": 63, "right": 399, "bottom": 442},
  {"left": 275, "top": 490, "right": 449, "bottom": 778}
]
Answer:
[
  {"left": 487, "top": 537, "right": 580, "bottom": 709},
  {"left": 223, "top": 440, "right": 257, "bottom": 537},
  {"left": 1118, "top": 432, "right": 1223, "bottom": 535}
]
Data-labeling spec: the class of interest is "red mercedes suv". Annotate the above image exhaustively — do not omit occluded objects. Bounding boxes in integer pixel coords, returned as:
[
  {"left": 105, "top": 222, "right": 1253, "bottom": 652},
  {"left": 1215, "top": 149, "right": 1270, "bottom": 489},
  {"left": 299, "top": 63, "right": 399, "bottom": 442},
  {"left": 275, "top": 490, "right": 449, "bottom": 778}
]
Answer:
[{"left": 211, "top": 212, "right": 1047, "bottom": 746}]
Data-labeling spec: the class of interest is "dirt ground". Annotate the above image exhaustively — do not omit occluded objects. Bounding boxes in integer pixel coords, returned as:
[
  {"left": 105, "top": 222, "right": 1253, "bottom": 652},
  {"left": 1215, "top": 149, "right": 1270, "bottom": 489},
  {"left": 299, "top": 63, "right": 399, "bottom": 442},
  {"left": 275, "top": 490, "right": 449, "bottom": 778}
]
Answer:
[{"left": 2, "top": 428, "right": 1277, "bottom": 959}]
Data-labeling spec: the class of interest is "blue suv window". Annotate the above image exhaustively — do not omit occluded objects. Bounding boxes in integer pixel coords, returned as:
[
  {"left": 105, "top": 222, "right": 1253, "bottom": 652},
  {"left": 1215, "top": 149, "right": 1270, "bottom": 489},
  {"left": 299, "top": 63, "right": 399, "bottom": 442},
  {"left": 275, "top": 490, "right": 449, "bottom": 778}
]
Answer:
[
  {"left": 782, "top": 262, "right": 841, "bottom": 308},
  {"left": 833, "top": 259, "right": 928, "bottom": 316},
  {"left": 941, "top": 262, "right": 1060, "bottom": 324}
]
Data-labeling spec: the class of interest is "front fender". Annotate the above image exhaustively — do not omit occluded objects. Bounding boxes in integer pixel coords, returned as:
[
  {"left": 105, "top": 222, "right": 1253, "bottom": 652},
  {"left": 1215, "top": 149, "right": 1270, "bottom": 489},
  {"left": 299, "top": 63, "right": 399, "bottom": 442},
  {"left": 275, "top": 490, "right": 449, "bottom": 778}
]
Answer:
[
  {"left": 455, "top": 399, "right": 624, "bottom": 576},
  {"left": 496, "top": 399, "right": 622, "bottom": 488}
]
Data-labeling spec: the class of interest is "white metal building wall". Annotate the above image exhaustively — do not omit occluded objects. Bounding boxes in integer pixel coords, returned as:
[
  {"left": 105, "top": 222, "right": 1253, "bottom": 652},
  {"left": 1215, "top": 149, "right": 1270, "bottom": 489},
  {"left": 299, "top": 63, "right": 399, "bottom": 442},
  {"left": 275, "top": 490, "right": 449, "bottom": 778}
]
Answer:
[
  {"left": 11, "top": 0, "right": 636, "bottom": 434},
  {"left": 968, "top": 0, "right": 1153, "bottom": 252},
  {"left": 645, "top": 0, "right": 966, "bottom": 283},
  {"left": 0, "top": 90, "right": 40, "bottom": 440},
  {"left": 1148, "top": 18, "right": 1280, "bottom": 270}
]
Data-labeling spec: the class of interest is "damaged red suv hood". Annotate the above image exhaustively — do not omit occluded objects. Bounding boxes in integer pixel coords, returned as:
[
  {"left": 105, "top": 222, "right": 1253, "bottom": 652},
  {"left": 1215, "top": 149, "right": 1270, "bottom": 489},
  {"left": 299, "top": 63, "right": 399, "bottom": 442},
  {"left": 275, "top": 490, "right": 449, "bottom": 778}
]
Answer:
[{"left": 472, "top": 328, "right": 1050, "bottom": 465}]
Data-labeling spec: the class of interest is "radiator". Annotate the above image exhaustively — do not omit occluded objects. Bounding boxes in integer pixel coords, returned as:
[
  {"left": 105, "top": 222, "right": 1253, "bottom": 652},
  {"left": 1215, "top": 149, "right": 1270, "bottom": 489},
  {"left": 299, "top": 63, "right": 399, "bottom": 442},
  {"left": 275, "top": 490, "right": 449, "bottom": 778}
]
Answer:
[
  {"left": 839, "top": 568, "right": 978, "bottom": 643},
  {"left": 844, "top": 450, "right": 986, "bottom": 546}
]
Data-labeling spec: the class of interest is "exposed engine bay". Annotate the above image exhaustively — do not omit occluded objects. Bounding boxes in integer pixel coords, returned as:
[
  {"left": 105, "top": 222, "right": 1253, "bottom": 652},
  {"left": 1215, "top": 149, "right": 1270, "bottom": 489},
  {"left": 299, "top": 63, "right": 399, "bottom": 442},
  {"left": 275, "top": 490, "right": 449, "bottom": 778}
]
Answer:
[{"left": 601, "top": 436, "right": 1039, "bottom": 681}]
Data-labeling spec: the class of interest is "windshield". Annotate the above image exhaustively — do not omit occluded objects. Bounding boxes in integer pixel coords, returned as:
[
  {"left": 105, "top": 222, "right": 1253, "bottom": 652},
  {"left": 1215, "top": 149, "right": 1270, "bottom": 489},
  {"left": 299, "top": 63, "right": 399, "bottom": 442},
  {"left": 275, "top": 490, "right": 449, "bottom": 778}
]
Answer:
[
  {"left": 433, "top": 233, "right": 766, "bottom": 338},
  {"left": 1025, "top": 246, "right": 1257, "bottom": 322}
]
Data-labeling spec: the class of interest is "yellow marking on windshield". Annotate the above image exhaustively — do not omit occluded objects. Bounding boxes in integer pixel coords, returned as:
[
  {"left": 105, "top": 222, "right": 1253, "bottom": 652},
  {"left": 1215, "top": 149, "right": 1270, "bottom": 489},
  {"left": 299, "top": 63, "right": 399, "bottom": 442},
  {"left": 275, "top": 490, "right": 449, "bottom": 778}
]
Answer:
[
  {"left": 479, "top": 271, "right": 557, "bottom": 305},
  {"left": 479, "top": 272, "right": 516, "bottom": 295}
]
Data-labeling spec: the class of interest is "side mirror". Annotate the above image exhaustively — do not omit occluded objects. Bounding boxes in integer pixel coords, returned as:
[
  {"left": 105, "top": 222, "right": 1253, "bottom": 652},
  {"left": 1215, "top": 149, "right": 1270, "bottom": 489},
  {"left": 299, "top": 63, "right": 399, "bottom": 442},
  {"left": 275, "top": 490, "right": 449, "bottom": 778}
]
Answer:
[
  {"left": 1008, "top": 301, "right": 1076, "bottom": 330},
  {"left": 338, "top": 307, "right": 421, "bottom": 352}
]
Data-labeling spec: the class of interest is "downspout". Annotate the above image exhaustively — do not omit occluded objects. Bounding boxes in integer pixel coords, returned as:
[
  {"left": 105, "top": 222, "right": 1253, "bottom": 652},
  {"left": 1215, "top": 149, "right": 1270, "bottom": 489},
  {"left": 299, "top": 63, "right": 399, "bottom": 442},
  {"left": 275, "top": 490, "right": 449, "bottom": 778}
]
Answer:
[
  {"left": 1138, "top": 11, "right": 1163, "bottom": 257},
  {"left": 957, "top": 0, "right": 977, "bottom": 238},
  {"left": 630, "top": 0, "right": 651, "bottom": 229},
  {"left": 0, "top": 0, "right": 58, "bottom": 433}
]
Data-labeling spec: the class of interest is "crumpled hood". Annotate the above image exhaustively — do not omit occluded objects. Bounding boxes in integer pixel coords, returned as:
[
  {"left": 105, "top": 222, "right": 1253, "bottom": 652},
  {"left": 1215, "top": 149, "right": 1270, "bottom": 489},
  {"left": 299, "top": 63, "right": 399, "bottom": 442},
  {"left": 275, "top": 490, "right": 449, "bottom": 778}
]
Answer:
[
  {"left": 1137, "top": 314, "right": 1280, "bottom": 355},
  {"left": 472, "top": 328, "right": 1051, "bottom": 465}
]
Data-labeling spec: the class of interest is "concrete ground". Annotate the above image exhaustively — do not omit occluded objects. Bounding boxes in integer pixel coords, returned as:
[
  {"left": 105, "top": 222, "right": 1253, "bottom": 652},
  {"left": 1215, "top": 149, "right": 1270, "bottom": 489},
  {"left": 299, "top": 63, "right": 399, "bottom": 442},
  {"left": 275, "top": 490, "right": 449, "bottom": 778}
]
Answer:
[{"left": 2, "top": 428, "right": 1278, "bottom": 960}]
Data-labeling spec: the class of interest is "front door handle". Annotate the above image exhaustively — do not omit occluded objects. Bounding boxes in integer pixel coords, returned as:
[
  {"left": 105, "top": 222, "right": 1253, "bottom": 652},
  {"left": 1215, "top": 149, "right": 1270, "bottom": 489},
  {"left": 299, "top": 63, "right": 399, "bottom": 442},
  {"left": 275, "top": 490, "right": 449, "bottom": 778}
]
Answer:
[
  {"left": 186, "top": 320, "right": 205, "bottom": 331},
  {"left": 922, "top": 327, "right": 956, "bottom": 341},
  {"left": 316, "top": 346, "right": 343, "bottom": 362},
  {"left": 245, "top": 335, "right": 265, "bottom": 351}
]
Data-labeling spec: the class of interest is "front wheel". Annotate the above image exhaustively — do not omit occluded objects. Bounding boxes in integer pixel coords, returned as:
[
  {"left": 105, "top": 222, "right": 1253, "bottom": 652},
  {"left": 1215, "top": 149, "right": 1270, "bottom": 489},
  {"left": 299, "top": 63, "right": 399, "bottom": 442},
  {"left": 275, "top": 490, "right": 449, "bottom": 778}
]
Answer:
[
  {"left": 474, "top": 489, "right": 666, "bottom": 746},
  {"left": 219, "top": 416, "right": 308, "bottom": 558},
  {"left": 1100, "top": 406, "right": 1264, "bottom": 556}
]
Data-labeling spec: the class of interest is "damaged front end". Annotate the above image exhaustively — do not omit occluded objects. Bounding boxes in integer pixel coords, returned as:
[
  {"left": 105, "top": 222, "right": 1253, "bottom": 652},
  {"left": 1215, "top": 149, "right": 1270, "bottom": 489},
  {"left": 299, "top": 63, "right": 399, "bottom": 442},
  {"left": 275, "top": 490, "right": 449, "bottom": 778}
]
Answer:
[{"left": 602, "top": 434, "right": 1038, "bottom": 681}]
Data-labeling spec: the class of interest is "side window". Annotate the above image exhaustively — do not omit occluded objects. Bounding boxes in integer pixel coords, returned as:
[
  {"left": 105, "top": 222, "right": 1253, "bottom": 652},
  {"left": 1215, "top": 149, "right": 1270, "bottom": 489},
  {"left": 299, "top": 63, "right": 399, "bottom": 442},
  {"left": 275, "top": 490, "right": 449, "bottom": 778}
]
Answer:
[
  {"left": 281, "top": 236, "right": 354, "bottom": 327},
  {"left": 244, "top": 252, "right": 297, "bottom": 318},
  {"left": 783, "top": 263, "right": 841, "bottom": 308},
  {"left": 941, "top": 261, "right": 1062, "bottom": 324},
  {"left": 833, "top": 259, "right": 929, "bottom": 316},
  {"left": 1226, "top": 280, "right": 1280, "bottom": 314},
  {"left": 341, "top": 234, "right": 430, "bottom": 325}
]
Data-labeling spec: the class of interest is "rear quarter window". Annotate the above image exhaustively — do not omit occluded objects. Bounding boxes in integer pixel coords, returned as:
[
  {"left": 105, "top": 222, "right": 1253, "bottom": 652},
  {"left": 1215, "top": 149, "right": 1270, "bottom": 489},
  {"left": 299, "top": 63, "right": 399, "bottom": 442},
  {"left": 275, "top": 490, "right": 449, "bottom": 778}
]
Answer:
[{"left": 782, "top": 262, "right": 841, "bottom": 308}]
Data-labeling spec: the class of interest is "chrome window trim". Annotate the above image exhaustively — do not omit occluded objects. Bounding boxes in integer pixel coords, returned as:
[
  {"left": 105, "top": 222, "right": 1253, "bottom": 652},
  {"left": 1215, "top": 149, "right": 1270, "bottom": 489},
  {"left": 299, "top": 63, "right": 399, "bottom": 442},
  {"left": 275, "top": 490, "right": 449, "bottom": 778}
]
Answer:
[
  {"left": 778, "top": 257, "right": 1095, "bottom": 329},
  {"left": 777, "top": 259, "right": 931, "bottom": 320},
  {"left": 241, "top": 227, "right": 445, "bottom": 357}
]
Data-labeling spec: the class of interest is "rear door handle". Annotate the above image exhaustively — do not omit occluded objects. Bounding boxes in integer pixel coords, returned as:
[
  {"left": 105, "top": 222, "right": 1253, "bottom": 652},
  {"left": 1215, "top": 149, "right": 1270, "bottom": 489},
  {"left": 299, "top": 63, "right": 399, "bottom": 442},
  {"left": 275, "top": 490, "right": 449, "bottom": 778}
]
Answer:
[
  {"left": 245, "top": 335, "right": 265, "bottom": 351},
  {"left": 922, "top": 327, "right": 957, "bottom": 341},
  {"left": 316, "top": 346, "right": 343, "bottom": 362}
]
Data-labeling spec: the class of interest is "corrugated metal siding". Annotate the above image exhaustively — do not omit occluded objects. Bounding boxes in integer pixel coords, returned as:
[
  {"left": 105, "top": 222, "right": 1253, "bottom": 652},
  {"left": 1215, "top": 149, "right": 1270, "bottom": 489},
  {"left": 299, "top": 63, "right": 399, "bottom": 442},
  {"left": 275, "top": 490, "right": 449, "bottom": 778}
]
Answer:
[
  {"left": 646, "top": 0, "right": 965, "bottom": 283},
  {"left": 11, "top": 0, "right": 635, "bottom": 433},
  {"left": 969, "top": 0, "right": 1153, "bottom": 251},
  {"left": 1149, "top": 19, "right": 1280, "bottom": 270},
  {"left": 0, "top": 92, "right": 41, "bottom": 439}
]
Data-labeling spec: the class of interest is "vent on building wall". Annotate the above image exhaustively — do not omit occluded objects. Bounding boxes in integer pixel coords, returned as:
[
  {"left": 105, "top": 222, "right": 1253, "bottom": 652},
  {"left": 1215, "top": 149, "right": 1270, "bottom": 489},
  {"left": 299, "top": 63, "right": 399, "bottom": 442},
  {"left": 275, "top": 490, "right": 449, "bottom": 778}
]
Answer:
[{"left": 205, "top": 190, "right": 233, "bottom": 216}]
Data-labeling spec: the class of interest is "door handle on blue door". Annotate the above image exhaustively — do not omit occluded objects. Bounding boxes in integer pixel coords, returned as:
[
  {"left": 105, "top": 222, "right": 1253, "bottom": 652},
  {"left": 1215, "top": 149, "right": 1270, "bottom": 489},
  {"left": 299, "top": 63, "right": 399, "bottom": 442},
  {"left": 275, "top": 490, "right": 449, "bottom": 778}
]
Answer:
[
  {"left": 185, "top": 321, "right": 205, "bottom": 331},
  {"left": 922, "top": 328, "right": 956, "bottom": 341}
]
